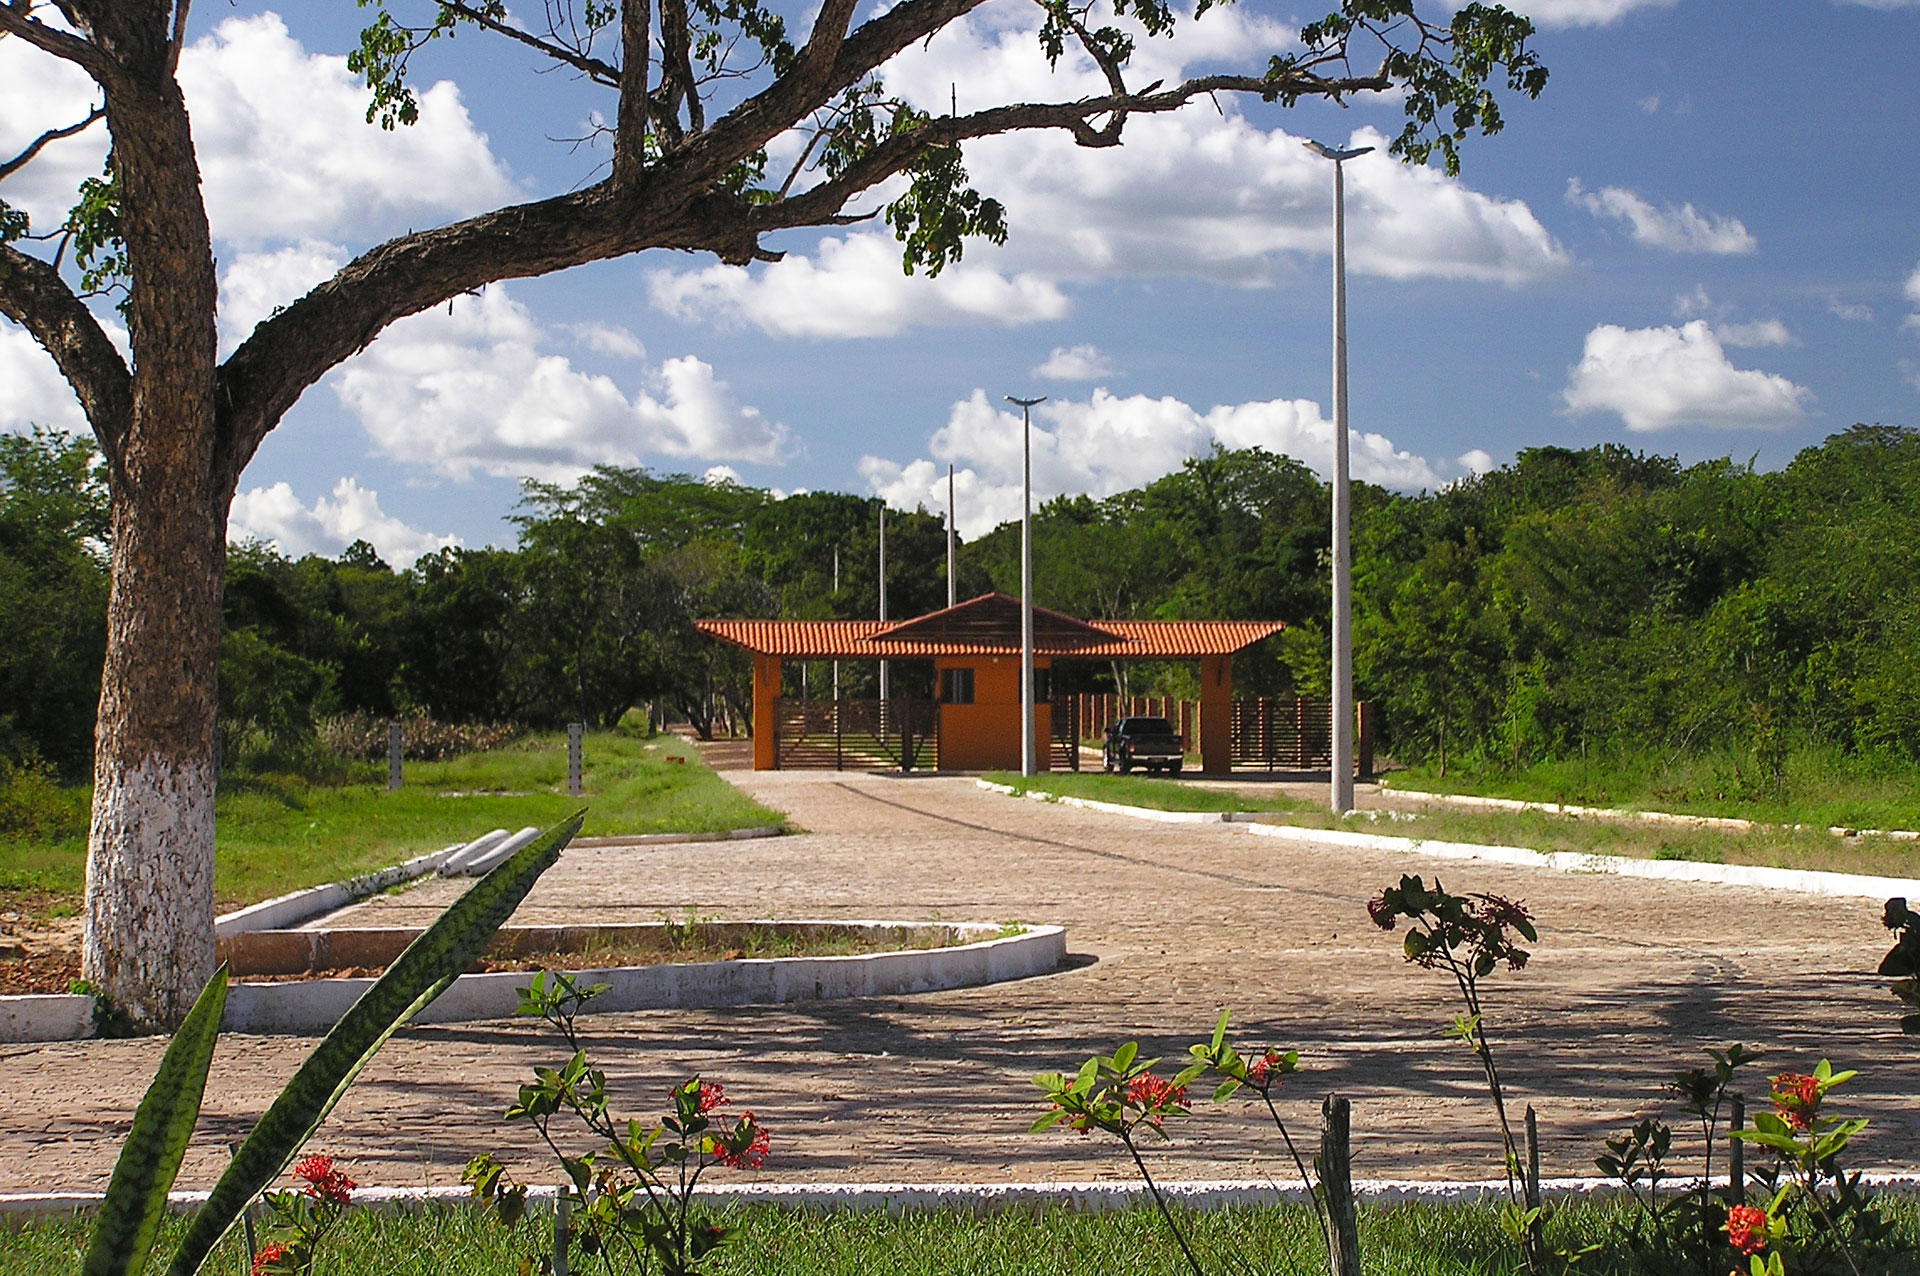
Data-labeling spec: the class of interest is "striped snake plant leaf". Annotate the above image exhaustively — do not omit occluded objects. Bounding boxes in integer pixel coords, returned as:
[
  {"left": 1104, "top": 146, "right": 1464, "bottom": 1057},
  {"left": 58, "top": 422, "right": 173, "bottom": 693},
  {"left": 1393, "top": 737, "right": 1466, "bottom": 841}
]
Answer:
[
  {"left": 80, "top": 964, "right": 229, "bottom": 1276},
  {"left": 162, "top": 811, "right": 584, "bottom": 1276}
]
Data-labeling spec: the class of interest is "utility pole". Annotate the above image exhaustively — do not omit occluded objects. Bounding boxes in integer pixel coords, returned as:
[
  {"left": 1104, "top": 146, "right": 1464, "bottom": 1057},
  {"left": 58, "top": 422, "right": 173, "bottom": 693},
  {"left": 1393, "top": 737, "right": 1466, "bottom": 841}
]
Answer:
[
  {"left": 878, "top": 505, "right": 889, "bottom": 711},
  {"left": 832, "top": 545, "right": 840, "bottom": 705},
  {"left": 1006, "top": 395, "right": 1046, "bottom": 777},
  {"left": 947, "top": 463, "right": 957, "bottom": 609},
  {"left": 1304, "top": 139, "right": 1372, "bottom": 814}
]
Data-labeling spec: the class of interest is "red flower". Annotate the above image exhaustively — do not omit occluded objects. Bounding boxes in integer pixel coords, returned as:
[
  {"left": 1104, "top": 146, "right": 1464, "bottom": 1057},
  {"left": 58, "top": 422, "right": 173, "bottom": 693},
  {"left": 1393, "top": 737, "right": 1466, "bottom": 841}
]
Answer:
[
  {"left": 1366, "top": 894, "right": 1397, "bottom": 930},
  {"left": 249, "top": 1242, "right": 291, "bottom": 1276},
  {"left": 1125, "top": 1073, "right": 1189, "bottom": 1124},
  {"left": 1725, "top": 1203, "right": 1768, "bottom": 1256},
  {"left": 1246, "top": 1049, "right": 1283, "bottom": 1087},
  {"left": 714, "top": 1115, "right": 769, "bottom": 1169},
  {"left": 292, "top": 1153, "right": 356, "bottom": 1205},
  {"left": 1770, "top": 1072, "right": 1821, "bottom": 1131},
  {"left": 695, "top": 1082, "right": 728, "bottom": 1114}
]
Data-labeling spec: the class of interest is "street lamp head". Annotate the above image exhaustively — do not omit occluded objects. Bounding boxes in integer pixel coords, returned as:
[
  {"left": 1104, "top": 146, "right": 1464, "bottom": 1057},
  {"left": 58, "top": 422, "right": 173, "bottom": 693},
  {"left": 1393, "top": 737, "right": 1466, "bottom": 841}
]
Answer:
[
  {"left": 1005, "top": 395, "right": 1047, "bottom": 409},
  {"left": 1303, "top": 140, "right": 1374, "bottom": 163}
]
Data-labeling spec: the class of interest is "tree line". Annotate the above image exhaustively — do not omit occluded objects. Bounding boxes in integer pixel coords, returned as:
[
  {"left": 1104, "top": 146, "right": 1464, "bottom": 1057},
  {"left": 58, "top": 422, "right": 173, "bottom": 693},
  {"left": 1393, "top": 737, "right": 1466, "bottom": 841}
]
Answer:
[{"left": 7, "top": 423, "right": 1920, "bottom": 786}]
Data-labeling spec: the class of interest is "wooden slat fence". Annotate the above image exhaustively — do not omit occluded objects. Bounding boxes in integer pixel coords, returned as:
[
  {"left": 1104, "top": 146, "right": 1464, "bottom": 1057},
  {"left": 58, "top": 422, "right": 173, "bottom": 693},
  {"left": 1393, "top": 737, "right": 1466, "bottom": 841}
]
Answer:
[{"left": 773, "top": 698, "right": 936, "bottom": 771}]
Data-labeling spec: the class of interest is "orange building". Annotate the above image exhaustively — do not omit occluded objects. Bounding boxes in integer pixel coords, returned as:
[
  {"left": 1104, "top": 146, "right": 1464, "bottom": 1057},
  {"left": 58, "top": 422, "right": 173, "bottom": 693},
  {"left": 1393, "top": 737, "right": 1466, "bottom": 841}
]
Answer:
[{"left": 696, "top": 592, "right": 1286, "bottom": 773}]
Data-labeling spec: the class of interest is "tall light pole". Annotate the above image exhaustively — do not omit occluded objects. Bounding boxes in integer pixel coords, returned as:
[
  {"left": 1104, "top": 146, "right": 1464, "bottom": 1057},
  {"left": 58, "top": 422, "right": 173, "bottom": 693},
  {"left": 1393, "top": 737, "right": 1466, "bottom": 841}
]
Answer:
[
  {"left": 878, "top": 504, "right": 888, "bottom": 714},
  {"left": 1007, "top": 395, "right": 1046, "bottom": 777},
  {"left": 1304, "top": 139, "right": 1371, "bottom": 814},
  {"left": 947, "top": 463, "right": 958, "bottom": 608}
]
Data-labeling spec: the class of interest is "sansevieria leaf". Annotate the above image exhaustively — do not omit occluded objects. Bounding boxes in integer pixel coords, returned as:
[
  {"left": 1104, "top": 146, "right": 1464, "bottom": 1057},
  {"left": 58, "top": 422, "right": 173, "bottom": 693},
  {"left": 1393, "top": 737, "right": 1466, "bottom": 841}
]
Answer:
[
  {"left": 163, "top": 811, "right": 583, "bottom": 1276},
  {"left": 80, "top": 966, "right": 230, "bottom": 1276}
]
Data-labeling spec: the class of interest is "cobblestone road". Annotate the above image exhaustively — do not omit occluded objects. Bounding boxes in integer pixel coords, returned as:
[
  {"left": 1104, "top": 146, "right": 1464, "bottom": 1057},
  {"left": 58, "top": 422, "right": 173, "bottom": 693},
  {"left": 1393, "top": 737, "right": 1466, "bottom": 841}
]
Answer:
[{"left": 2, "top": 768, "right": 1910, "bottom": 1192}]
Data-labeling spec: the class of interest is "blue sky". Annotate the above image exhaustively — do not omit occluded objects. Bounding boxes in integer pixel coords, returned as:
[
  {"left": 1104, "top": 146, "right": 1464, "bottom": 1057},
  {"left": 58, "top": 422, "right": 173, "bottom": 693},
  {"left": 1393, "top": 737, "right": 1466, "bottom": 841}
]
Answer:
[{"left": 3, "top": 0, "right": 1918, "bottom": 562}]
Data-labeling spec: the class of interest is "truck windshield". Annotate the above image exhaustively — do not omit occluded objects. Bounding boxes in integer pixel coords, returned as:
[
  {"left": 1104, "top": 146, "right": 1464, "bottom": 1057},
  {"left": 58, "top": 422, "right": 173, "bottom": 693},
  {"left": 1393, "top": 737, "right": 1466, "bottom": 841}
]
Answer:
[{"left": 1120, "top": 718, "right": 1175, "bottom": 734}]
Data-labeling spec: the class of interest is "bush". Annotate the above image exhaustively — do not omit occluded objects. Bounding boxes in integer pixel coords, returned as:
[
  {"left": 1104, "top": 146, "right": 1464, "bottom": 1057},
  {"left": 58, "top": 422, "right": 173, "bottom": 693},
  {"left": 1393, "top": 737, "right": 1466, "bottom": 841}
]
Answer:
[
  {"left": 0, "top": 755, "right": 89, "bottom": 839},
  {"left": 318, "top": 710, "right": 519, "bottom": 763}
]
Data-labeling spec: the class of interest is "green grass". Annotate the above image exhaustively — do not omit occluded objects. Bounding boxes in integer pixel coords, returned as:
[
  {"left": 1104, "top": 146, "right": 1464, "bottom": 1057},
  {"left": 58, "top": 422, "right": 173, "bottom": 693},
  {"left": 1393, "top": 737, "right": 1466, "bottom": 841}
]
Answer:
[
  {"left": 987, "top": 771, "right": 1306, "bottom": 816},
  {"left": 992, "top": 771, "right": 1920, "bottom": 880},
  {"left": 4, "top": 1199, "right": 1918, "bottom": 1275},
  {"left": 1386, "top": 745, "right": 1920, "bottom": 833},
  {"left": 0, "top": 732, "right": 780, "bottom": 915}
]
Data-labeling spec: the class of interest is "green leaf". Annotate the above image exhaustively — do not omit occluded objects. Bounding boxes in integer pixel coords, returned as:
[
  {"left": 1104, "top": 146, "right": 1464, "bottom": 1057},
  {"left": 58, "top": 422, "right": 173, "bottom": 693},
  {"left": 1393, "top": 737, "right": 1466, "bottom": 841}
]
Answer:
[
  {"left": 1211, "top": 1080, "right": 1243, "bottom": 1103},
  {"left": 1112, "top": 1041, "right": 1138, "bottom": 1074},
  {"left": 1210, "top": 1007, "right": 1230, "bottom": 1053},
  {"left": 163, "top": 812, "right": 581, "bottom": 1276},
  {"left": 81, "top": 967, "right": 230, "bottom": 1276},
  {"left": 1030, "top": 1110, "right": 1068, "bottom": 1132}
]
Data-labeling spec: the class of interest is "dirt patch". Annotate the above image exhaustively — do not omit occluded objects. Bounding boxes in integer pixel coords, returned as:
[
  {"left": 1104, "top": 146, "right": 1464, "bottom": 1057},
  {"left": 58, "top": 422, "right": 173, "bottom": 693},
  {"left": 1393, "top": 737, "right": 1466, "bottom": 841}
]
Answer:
[{"left": 0, "top": 910, "right": 82, "bottom": 994}]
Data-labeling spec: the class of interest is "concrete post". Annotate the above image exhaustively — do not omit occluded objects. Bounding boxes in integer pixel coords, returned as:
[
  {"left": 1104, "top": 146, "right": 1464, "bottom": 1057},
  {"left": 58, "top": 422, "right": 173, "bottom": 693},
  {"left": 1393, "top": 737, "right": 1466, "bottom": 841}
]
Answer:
[
  {"left": 1199, "top": 654, "right": 1232, "bottom": 775},
  {"left": 386, "top": 722, "right": 403, "bottom": 791},
  {"left": 567, "top": 722, "right": 584, "bottom": 796},
  {"left": 753, "top": 654, "right": 780, "bottom": 770}
]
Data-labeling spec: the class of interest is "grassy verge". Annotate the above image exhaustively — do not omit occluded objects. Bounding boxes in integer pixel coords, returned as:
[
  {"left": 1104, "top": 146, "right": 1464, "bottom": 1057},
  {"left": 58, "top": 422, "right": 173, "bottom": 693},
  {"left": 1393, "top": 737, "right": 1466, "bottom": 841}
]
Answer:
[
  {"left": 986, "top": 771, "right": 1306, "bottom": 816},
  {"left": 1386, "top": 746, "right": 1920, "bottom": 832},
  {"left": 0, "top": 731, "right": 780, "bottom": 916},
  {"left": 5, "top": 1199, "right": 1918, "bottom": 1275},
  {"left": 993, "top": 772, "right": 1920, "bottom": 880}
]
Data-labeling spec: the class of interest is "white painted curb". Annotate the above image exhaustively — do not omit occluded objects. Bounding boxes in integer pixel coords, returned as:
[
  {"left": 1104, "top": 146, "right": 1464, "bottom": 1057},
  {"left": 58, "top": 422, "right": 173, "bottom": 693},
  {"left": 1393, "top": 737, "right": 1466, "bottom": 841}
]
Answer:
[
  {"left": 439, "top": 828, "right": 512, "bottom": 875},
  {"left": 976, "top": 780, "right": 1230, "bottom": 824},
  {"left": 1379, "top": 785, "right": 1920, "bottom": 843},
  {"left": 214, "top": 922, "right": 1065, "bottom": 1036},
  {"left": 215, "top": 846, "right": 460, "bottom": 939},
  {"left": 980, "top": 781, "right": 1920, "bottom": 901},
  {"left": 1242, "top": 821, "right": 1920, "bottom": 900},
  {"left": 461, "top": 826, "right": 540, "bottom": 877},
  {"left": 10, "top": 1173, "right": 1920, "bottom": 1220},
  {"left": 572, "top": 826, "right": 784, "bottom": 848}
]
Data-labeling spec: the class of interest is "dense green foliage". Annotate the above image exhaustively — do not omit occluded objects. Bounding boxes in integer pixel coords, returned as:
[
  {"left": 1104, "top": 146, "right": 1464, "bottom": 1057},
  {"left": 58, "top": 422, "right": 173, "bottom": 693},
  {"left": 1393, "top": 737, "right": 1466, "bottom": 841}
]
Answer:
[{"left": 6, "top": 423, "right": 1920, "bottom": 791}]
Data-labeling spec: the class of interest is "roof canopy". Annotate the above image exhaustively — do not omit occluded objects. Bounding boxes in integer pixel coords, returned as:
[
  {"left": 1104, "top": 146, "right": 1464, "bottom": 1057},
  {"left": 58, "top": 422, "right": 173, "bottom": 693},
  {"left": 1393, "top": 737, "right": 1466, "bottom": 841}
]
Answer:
[{"left": 696, "top": 592, "right": 1285, "bottom": 660}]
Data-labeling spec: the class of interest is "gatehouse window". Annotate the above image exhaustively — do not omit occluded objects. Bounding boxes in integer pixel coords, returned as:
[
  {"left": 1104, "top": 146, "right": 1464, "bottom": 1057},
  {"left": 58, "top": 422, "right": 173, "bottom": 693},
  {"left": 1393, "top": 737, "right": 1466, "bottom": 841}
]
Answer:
[{"left": 941, "top": 667, "right": 975, "bottom": 704}]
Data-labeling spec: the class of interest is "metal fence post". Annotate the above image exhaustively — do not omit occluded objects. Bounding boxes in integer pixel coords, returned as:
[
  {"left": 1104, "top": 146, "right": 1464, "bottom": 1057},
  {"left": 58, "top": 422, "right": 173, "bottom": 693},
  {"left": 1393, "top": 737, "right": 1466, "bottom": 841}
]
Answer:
[
  {"left": 387, "top": 722, "right": 403, "bottom": 791},
  {"left": 567, "top": 722, "right": 584, "bottom": 797}
]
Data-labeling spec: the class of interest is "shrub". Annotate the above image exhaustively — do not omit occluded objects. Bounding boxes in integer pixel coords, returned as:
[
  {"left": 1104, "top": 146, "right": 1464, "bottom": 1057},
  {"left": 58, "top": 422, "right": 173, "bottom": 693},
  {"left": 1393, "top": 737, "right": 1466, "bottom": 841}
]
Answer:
[
  {"left": 0, "top": 755, "right": 88, "bottom": 839},
  {"left": 318, "top": 710, "right": 519, "bottom": 763}
]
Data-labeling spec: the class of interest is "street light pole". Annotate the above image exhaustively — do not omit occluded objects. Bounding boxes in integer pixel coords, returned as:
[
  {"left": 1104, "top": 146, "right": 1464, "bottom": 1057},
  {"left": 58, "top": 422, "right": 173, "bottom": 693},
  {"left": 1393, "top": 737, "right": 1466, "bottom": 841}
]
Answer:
[
  {"left": 1305, "top": 139, "right": 1371, "bottom": 814},
  {"left": 947, "top": 463, "right": 957, "bottom": 609},
  {"left": 1007, "top": 395, "right": 1046, "bottom": 778}
]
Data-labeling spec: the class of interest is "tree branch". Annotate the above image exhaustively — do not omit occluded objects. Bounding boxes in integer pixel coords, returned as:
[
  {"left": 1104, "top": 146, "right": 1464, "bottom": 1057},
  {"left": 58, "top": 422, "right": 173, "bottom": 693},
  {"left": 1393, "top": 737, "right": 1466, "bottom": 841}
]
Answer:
[
  {"left": 0, "top": 243, "right": 131, "bottom": 462},
  {"left": 0, "top": 3, "right": 116, "bottom": 81},
  {"left": 755, "top": 65, "right": 1392, "bottom": 231},
  {"left": 0, "top": 104, "right": 105, "bottom": 182},
  {"left": 436, "top": 0, "right": 620, "bottom": 85},
  {"left": 612, "top": 0, "right": 652, "bottom": 185},
  {"left": 167, "top": 0, "right": 189, "bottom": 73}
]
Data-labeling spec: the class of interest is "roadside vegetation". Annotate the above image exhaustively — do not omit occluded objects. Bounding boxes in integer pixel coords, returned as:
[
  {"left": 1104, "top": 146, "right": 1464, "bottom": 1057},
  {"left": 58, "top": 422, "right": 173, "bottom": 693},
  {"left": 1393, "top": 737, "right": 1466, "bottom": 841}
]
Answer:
[
  {"left": 11, "top": 1198, "right": 1919, "bottom": 1276},
  {"left": 0, "top": 729, "right": 779, "bottom": 918}
]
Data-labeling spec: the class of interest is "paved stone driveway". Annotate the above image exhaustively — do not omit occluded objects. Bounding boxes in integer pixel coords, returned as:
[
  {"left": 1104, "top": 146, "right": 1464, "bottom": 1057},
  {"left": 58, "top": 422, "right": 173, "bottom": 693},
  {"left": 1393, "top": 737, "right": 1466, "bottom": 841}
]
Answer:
[{"left": 1, "top": 769, "right": 1910, "bottom": 1192}]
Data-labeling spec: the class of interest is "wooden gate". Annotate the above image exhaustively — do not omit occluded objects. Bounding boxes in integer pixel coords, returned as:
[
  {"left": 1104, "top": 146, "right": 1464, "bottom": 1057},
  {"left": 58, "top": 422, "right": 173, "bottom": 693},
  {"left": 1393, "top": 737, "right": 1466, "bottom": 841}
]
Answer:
[
  {"left": 773, "top": 698, "right": 937, "bottom": 770},
  {"left": 1229, "top": 698, "right": 1374, "bottom": 774}
]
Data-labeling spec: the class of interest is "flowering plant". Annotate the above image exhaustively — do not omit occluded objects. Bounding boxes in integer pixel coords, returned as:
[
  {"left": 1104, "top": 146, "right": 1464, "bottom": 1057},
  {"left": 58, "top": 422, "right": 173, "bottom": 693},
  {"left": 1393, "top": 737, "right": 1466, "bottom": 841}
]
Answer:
[
  {"left": 465, "top": 970, "right": 770, "bottom": 1276},
  {"left": 1033, "top": 1014, "right": 1317, "bottom": 1276},
  {"left": 1367, "top": 874, "right": 1544, "bottom": 1268},
  {"left": 250, "top": 1154, "right": 357, "bottom": 1276}
]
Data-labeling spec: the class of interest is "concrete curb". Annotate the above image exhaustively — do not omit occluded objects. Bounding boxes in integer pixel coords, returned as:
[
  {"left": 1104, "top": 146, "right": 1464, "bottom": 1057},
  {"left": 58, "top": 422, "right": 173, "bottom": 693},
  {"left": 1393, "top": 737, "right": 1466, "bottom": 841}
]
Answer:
[
  {"left": 979, "top": 781, "right": 1920, "bottom": 901},
  {"left": 11, "top": 1173, "right": 1920, "bottom": 1219},
  {"left": 976, "top": 780, "right": 1231, "bottom": 824},
  {"left": 571, "top": 826, "right": 784, "bottom": 848},
  {"left": 215, "top": 921, "right": 1064, "bottom": 1036},
  {"left": 214, "top": 847, "right": 460, "bottom": 939},
  {"left": 1241, "top": 821, "right": 1920, "bottom": 900},
  {"left": 1379, "top": 785, "right": 1920, "bottom": 843}
]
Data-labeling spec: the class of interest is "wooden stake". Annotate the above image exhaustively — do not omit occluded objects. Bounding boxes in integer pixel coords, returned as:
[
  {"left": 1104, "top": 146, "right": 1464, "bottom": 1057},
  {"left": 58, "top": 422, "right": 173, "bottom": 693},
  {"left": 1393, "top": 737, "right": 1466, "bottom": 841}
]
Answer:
[
  {"left": 1318, "top": 1094, "right": 1361, "bottom": 1276},
  {"left": 1729, "top": 1094, "right": 1746, "bottom": 1205}
]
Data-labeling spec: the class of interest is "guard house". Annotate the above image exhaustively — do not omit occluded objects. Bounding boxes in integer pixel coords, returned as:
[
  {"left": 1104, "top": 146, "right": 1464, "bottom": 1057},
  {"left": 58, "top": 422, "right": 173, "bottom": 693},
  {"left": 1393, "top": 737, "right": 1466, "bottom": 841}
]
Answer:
[{"left": 696, "top": 592, "right": 1285, "bottom": 773}]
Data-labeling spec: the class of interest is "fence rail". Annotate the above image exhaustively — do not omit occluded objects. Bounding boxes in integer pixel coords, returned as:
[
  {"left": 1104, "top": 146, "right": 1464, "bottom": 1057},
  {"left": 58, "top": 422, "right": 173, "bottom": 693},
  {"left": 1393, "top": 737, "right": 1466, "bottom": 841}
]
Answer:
[{"left": 773, "top": 697, "right": 936, "bottom": 771}]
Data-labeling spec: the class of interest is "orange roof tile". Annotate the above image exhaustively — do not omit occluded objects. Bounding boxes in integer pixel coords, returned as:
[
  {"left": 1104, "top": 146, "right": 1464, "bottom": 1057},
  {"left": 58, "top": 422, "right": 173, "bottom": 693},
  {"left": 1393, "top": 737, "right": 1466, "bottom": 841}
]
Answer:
[{"left": 696, "top": 599, "right": 1283, "bottom": 660}]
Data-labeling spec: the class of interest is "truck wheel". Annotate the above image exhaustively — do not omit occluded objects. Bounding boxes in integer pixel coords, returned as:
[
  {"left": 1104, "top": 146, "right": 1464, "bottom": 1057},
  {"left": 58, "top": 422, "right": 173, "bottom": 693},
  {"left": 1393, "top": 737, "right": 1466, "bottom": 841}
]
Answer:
[
  {"left": 1169, "top": 761, "right": 1183, "bottom": 776},
  {"left": 1118, "top": 757, "right": 1133, "bottom": 774}
]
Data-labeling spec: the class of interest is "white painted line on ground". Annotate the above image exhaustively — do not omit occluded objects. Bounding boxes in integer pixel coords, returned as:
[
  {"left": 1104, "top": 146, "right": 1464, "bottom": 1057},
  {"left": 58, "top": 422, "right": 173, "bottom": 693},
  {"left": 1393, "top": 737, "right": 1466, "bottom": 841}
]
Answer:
[
  {"left": 975, "top": 780, "right": 1230, "bottom": 824},
  {"left": 10, "top": 1173, "right": 1920, "bottom": 1219}
]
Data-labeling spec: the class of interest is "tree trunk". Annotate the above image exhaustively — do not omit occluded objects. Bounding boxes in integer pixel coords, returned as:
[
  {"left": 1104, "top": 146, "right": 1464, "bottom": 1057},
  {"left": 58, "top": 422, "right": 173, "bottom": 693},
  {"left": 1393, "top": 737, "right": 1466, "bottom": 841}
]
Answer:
[{"left": 80, "top": 15, "right": 226, "bottom": 1031}]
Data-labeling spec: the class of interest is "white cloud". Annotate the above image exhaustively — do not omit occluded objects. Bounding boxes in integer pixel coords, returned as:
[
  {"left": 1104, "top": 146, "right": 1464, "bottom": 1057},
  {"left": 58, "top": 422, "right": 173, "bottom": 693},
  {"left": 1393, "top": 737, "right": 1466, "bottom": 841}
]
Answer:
[
  {"left": 566, "top": 324, "right": 648, "bottom": 359},
  {"left": 0, "top": 13, "right": 515, "bottom": 248},
  {"left": 1567, "top": 179, "right": 1756, "bottom": 254},
  {"left": 648, "top": 232, "right": 1068, "bottom": 338},
  {"left": 1636, "top": 95, "right": 1661, "bottom": 114},
  {"left": 1716, "top": 319, "right": 1795, "bottom": 349},
  {"left": 861, "top": 387, "right": 1444, "bottom": 537},
  {"left": 651, "top": 8, "right": 1566, "bottom": 339},
  {"left": 217, "top": 241, "right": 347, "bottom": 356},
  {"left": 1033, "top": 345, "right": 1114, "bottom": 381},
  {"left": 1439, "top": 0, "right": 1675, "bottom": 25},
  {"left": 1835, "top": 0, "right": 1920, "bottom": 9},
  {"left": 1829, "top": 299, "right": 1874, "bottom": 323},
  {"left": 1562, "top": 320, "right": 1811, "bottom": 432},
  {"left": 1458, "top": 449, "right": 1496, "bottom": 476},
  {"left": 1907, "top": 264, "right": 1920, "bottom": 305},
  {"left": 331, "top": 285, "right": 788, "bottom": 481},
  {"left": 0, "top": 327, "right": 89, "bottom": 434},
  {"left": 229, "top": 478, "right": 459, "bottom": 567},
  {"left": 703, "top": 465, "right": 744, "bottom": 486}
]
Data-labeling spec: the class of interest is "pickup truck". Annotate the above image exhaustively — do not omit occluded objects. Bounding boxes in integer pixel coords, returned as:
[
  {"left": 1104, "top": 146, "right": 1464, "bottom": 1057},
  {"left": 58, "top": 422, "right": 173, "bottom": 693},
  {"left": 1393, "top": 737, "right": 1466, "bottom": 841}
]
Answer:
[{"left": 1102, "top": 716, "right": 1185, "bottom": 775}]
